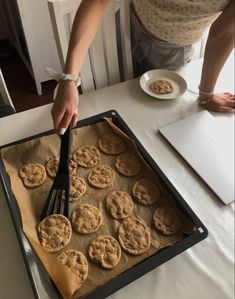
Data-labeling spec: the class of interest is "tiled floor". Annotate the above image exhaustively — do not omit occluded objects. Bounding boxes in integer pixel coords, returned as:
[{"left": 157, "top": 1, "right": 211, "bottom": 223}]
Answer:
[{"left": 0, "top": 47, "right": 55, "bottom": 112}]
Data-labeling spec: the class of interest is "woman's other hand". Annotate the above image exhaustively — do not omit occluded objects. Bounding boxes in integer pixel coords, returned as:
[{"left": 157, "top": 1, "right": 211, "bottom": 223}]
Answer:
[{"left": 198, "top": 92, "right": 235, "bottom": 113}]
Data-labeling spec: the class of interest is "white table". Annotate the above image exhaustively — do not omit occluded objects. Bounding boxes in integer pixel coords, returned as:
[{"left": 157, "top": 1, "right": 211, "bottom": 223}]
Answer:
[{"left": 0, "top": 78, "right": 234, "bottom": 299}]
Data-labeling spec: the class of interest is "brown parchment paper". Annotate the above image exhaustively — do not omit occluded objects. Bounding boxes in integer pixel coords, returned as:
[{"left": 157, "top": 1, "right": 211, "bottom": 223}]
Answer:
[{"left": 0, "top": 119, "right": 195, "bottom": 299}]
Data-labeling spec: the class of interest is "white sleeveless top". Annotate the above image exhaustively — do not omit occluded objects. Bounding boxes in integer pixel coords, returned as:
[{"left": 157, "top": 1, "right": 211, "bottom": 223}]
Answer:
[{"left": 132, "top": 0, "right": 230, "bottom": 45}]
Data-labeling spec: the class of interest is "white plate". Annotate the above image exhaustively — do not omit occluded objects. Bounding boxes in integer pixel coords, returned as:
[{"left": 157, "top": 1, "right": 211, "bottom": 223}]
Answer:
[{"left": 139, "top": 69, "right": 187, "bottom": 100}]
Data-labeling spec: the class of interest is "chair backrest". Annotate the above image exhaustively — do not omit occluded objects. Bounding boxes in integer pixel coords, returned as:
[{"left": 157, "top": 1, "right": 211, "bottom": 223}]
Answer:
[
  {"left": 48, "top": 0, "right": 133, "bottom": 93},
  {"left": 119, "top": 0, "right": 133, "bottom": 80},
  {"left": 0, "top": 68, "right": 16, "bottom": 112}
]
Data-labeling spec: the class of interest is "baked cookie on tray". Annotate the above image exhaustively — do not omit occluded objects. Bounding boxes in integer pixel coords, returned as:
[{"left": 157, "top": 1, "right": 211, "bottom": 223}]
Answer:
[
  {"left": 71, "top": 204, "right": 103, "bottom": 234},
  {"left": 57, "top": 250, "right": 88, "bottom": 286},
  {"left": 46, "top": 156, "right": 79, "bottom": 177},
  {"left": 153, "top": 206, "right": 181, "bottom": 235},
  {"left": 19, "top": 163, "right": 46, "bottom": 187},
  {"left": 45, "top": 157, "right": 59, "bottom": 177},
  {"left": 68, "top": 159, "right": 79, "bottom": 176},
  {"left": 88, "top": 164, "right": 115, "bottom": 188},
  {"left": 118, "top": 217, "right": 151, "bottom": 255},
  {"left": 37, "top": 214, "right": 72, "bottom": 252},
  {"left": 70, "top": 176, "right": 87, "bottom": 202},
  {"left": 88, "top": 235, "right": 121, "bottom": 269},
  {"left": 98, "top": 133, "right": 126, "bottom": 155},
  {"left": 132, "top": 179, "right": 161, "bottom": 205},
  {"left": 115, "top": 153, "right": 141, "bottom": 176},
  {"left": 72, "top": 145, "right": 100, "bottom": 168},
  {"left": 106, "top": 190, "right": 133, "bottom": 220}
]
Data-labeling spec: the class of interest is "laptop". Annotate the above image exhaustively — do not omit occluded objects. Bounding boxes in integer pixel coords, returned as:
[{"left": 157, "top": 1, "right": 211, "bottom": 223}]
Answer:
[{"left": 159, "top": 110, "right": 234, "bottom": 205}]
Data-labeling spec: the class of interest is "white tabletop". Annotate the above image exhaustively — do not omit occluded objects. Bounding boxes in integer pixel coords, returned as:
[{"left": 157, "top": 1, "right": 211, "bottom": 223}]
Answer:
[{"left": 0, "top": 77, "right": 234, "bottom": 299}]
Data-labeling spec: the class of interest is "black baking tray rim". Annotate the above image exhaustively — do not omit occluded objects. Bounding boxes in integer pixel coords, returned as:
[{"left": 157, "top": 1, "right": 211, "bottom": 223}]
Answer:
[{"left": 0, "top": 109, "right": 208, "bottom": 299}]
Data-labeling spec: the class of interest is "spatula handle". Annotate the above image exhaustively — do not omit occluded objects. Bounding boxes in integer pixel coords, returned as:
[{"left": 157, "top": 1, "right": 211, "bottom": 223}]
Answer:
[{"left": 58, "top": 124, "right": 72, "bottom": 174}]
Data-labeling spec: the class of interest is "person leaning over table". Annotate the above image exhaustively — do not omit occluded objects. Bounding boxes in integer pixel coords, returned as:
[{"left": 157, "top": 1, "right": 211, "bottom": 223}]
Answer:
[{"left": 51, "top": 0, "right": 235, "bottom": 135}]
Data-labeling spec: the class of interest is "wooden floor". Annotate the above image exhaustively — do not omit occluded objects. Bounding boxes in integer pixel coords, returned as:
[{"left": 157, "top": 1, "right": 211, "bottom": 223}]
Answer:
[{"left": 0, "top": 47, "right": 55, "bottom": 112}]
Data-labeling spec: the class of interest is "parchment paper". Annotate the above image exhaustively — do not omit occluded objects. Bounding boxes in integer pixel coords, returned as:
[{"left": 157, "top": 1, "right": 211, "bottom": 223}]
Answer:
[{"left": 0, "top": 119, "right": 195, "bottom": 299}]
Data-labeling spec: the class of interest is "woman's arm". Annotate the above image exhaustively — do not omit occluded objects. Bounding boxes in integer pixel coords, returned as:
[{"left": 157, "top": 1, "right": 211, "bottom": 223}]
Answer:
[
  {"left": 52, "top": 0, "right": 111, "bottom": 134},
  {"left": 198, "top": 0, "right": 235, "bottom": 112}
]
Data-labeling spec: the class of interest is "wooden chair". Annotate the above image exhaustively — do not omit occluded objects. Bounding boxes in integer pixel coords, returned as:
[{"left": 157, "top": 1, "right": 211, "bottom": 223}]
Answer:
[
  {"left": 119, "top": 0, "right": 133, "bottom": 80},
  {"left": 0, "top": 68, "right": 16, "bottom": 117},
  {"left": 47, "top": 0, "right": 133, "bottom": 93}
]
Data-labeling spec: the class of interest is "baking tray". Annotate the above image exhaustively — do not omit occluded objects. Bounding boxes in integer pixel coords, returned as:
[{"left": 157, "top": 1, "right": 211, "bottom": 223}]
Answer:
[{"left": 0, "top": 110, "right": 208, "bottom": 299}]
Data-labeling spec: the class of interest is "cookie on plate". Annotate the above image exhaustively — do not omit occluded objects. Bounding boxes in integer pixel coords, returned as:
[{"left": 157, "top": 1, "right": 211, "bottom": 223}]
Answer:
[
  {"left": 72, "top": 146, "right": 100, "bottom": 168},
  {"left": 149, "top": 79, "right": 173, "bottom": 94},
  {"left": 98, "top": 133, "right": 126, "bottom": 155},
  {"left": 57, "top": 250, "right": 88, "bottom": 286},
  {"left": 106, "top": 190, "right": 133, "bottom": 220},
  {"left": 88, "top": 164, "right": 115, "bottom": 188},
  {"left": 115, "top": 153, "right": 141, "bottom": 176},
  {"left": 37, "top": 214, "right": 72, "bottom": 252},
  {"left": 19, "top": 163, "right": 46, "bottom": 187},
  {"left": 153, "top": 206, "right": 181, "bottom": 235},
  {"left": 70, "top": 176, "right": 87, "bottom": 202},
  {"left": 88, "top": 235, "right": 121, "bottom": 269},
  {"left": 132, "top": 179, "right": 161, "bottom": 205},
  {"left": 71, "top": 204, "right": 103, "bottom": 234},
  {"left": 118, "top": 217, "right": 150, "bottom": 255}
]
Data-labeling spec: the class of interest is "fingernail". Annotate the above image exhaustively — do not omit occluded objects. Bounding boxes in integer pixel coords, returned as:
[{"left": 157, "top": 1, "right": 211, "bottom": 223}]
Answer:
[{"left": 59, "top": 127, "right": 66, "bottom": 135}]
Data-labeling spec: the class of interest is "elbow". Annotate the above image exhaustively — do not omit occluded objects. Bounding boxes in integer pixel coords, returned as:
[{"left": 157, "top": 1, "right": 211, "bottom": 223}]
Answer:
[{"left": 209, "top": 23, "right": 234, "bottom": 45}]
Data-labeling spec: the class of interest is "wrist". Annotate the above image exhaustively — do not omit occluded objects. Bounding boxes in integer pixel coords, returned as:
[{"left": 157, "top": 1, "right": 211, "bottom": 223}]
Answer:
[
  {"left": 60, "top": 72, "right": 81, "bottom": 86},
  {"left": 45, "top": 68, "right": 81, "bottom": 99},
  {"left": 59, "top": 79, "right": 77, "bottom": 87},
  {"left": 198, "top": 85, "right": 214, "bottom": 105},
  {"left": 197, "top": 94, "right": 213, "bottom": 105},
  {"left": 45, "top": 68, "right": 81, "bottom": 86},
  {"left": 198, "top": 85, "right": 214, "bottom": 96}
]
